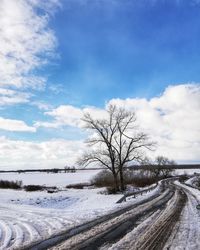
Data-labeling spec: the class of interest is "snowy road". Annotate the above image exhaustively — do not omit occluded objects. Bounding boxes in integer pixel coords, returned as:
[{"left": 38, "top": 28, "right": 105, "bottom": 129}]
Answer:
[
  {"left": 105, "top": 181, "right": 200, "bottom": 250},
  {"left": 1, "top": 179, "right": 200, "bottom": 250},
  {"left": 32, "top": 180, "right": 200, "bottom": 250},
  {"left": 47, "top": 184, "right": 177, "bottom": 250},
  {"left": 164, "top": 181, "right": 200, "bottom": 250},
  {"left": 50, "top": 192, "right": 173, "bottom": 249},
  {"left": 105, "top": 182, "right": 200, "bottom": 250}
]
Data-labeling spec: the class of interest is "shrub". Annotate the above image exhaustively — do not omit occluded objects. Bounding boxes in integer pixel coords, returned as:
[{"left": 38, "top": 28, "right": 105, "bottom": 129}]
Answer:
[
  {"left": 106, "top": 186, "right": 118, "bottom": 194},
  {"left": 128, "top": 176, "right": 157, "bottom": 187},
  {"left": 91, "top": 169, "right": 158, "bottom": 191},
  {"left": 91, "top": 170, "right": 116, "bottom": 188},
  {"left": 24, "top": 185, "right": 45, "bottom": 192},
  {"left": 51, "top": 168, "right": 59, "bottom": 173},
  {"left": 91, "top": 170, "right": 120, "bottom": 194},
  {"left": 124, "top": 170, "right": 159, "bottom": 187},
  {"left": 66, "top": 183, "right": 92, "bottom": 189},
  {"left": 0, "top": 180, "right": 22, "bottom": 189},
  {"left": 179, "top": 175, "right": 189, "bottom": 183},
  {"left": 192, "top": 177, "right": 200, "bottom": 188},
  {"left": 66, "top": 183, "right": 83, "bottom": 189}
]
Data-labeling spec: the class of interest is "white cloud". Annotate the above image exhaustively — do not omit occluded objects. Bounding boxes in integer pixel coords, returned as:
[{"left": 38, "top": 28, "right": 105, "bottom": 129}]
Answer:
[
  {"left": 0, "top": 137, "right": 84, "bottom": 169},
  {"left": 45, "top": 105, "right": 83, "bottom": 127},
  {"left": 35, "top": 105, "right": 107, "bottom": 128},
  {"left": 0, "top": 0, "right": 60, "bottom": 110},
  {"left": 31, "top": 101, "right": 52, "bottom": 111},
  {"left": 48, "top": 84, "right": 64, "bottom": 94},
  {"left": 150, "top": 84, "right": 200, "bottom": 111},
  {"left": 0, "top": 117, "right": 36, "bottom": 132},
  {"left": 0, "top": 0, "right": 59, "bottom": 89},
  {"left": 34, "top": 121, "right": 60, "bottom": 129},
  {"left": 109, "top": 84, "right": 200, "bottom": 162},
  {"left": 0, "top": 88, "right": 31, "bottom": 106},
  {"left": 29, "top": 0, "right": 61, "bottom": 13}
]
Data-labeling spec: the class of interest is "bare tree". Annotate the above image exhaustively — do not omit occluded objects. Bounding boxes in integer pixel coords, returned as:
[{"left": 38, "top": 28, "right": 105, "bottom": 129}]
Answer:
[
  {"left": 143, "top": 156, "right": 176, "bottom": 179},
  {"left": 155, "top": 156, "right": 175, "bottom": 178},
  {"left": 78, "top": 105, "right": 155, "bottom": 192}
]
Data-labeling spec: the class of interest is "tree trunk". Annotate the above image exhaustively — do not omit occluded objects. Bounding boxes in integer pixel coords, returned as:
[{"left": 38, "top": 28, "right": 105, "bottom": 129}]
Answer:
[
  {"left": 113, "top": 172, "right": 119, "bottom": 192},
  {"left": 119, "top": 168, "right": 125, "bottom": 191}
]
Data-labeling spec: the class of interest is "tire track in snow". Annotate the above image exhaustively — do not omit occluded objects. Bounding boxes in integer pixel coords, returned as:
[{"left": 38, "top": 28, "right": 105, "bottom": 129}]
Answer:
[
  {"left": 164, "top": 183, "right": 200, "bottom": 250},
  {"left": 8, "top": 223, "right": 24, "bottom": 249},
  {"left": 0, "top": 220, "right": 12, "bottom": 249},
  {"left": 0, "top": 215, "right": 42, "bottom": 250},
  {"left": 0, "top": 204, "right": 91, "bottom": 250},
  {"left": 46, "top": 189, "right": 173, "bottom": 250},
  {"left": 101, "top": 188, "right": 186, "bottom": 250}
]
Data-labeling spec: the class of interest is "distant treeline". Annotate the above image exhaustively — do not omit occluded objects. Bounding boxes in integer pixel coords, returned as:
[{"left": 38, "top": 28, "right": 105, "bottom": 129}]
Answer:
[
  {"left": 0, "top": 166, "right": 77, "bottom": 173},
  {"left": 133, "top": 164, "right": 200, "bottom": 170},
  {"left": 0, "top": 164, "right": 200, "bottom": 173}
]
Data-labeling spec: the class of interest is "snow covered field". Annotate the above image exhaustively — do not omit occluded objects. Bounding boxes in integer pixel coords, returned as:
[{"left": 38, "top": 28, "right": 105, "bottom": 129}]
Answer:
[
  {"left": 0, "top": 170, "right": 113, "bottom": 249},
  {"left": 0, "top": 170, "right": 100, "bottom": 188},
  {"left": 0, "top": 187, "right": 124, "bottom": 249},
  {"left": 175, "top": 169, "right": 200, "bottom": 175}
]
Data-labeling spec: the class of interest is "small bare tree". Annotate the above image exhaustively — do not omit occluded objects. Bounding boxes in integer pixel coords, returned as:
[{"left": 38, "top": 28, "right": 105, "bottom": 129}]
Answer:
[
  {"left": 78, "top": 105, "right": 155, "bottom": 192},
  {"left": 155, "top": 156, "right": 175, "bottom": 178},
  {"left": 144, "top": 156, "right": 176, "bottom": 179}
]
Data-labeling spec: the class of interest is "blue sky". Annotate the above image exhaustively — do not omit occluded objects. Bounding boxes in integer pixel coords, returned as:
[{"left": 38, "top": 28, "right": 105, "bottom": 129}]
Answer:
[
  {"left": 0, "top": 0, "right": 200, "bottom": 168},
  {"left": 47, "top": 0, "right": 200, "bottom": 104}
]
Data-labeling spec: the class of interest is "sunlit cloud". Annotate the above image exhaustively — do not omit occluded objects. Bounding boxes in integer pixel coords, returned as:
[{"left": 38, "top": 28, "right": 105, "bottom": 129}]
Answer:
[{"left": 109, "top": 84, "right": 200, "bottom": 162}]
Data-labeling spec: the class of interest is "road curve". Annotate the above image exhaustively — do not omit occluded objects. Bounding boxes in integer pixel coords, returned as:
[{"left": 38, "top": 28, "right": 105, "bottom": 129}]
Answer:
[
  {"left": 129, "top": 188, "right": 187, "bottom": 250},
  {"left": 48, "top": 186, "right": 177, "bottom": 250}
]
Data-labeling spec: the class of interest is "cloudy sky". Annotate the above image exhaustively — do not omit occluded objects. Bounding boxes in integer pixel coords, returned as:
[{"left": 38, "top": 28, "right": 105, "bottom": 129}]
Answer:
[{"left": 0, "top": 0, "right": 200, "bottom": 169}]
